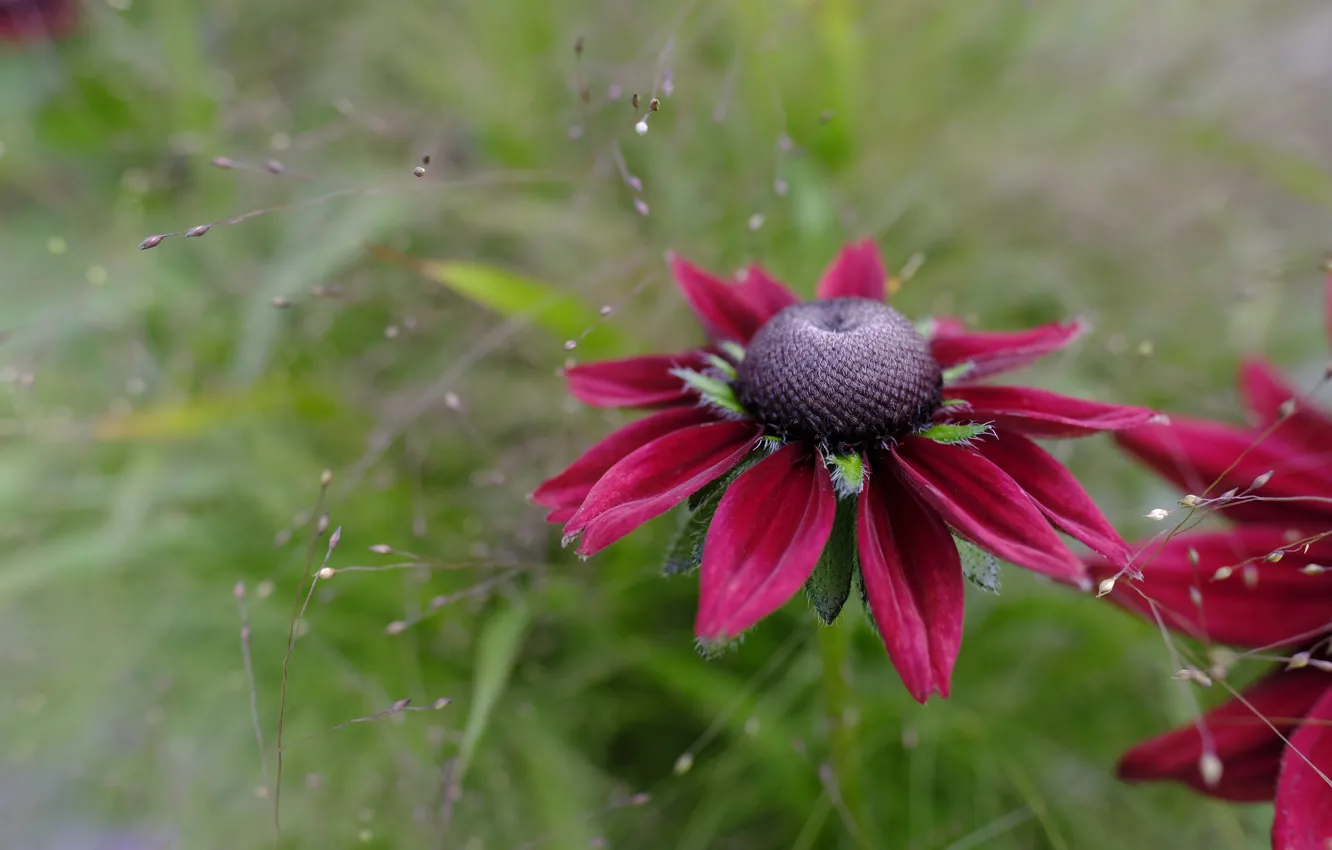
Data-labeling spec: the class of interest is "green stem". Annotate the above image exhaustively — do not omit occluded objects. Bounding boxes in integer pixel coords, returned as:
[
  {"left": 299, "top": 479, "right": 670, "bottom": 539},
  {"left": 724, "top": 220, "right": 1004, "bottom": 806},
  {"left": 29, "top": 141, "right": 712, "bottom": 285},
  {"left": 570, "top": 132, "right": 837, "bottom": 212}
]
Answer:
[{"left": 818, "top": 620, "right": 865, "bottom": 844}]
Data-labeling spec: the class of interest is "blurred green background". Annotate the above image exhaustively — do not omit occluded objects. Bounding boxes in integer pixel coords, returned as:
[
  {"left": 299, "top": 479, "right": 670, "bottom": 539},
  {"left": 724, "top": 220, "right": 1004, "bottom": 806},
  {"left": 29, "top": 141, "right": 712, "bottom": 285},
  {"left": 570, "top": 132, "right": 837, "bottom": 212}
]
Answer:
[{"left": 2, "top": 1, "right": 1331, "bottom": 847}]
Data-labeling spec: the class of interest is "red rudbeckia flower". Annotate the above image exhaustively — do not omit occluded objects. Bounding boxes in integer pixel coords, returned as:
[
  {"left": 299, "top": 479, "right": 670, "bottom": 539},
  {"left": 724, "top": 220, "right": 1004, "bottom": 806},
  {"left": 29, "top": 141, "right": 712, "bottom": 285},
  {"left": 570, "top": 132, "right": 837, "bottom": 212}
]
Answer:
[
  {"left": 1088, "top": 274, "right": 1332, "bottom": 849},
  {"left": 536, "top": 241, "right": 1158, "bottom": 702},
  {"left": 0, "top": 0, "right": 76, "bottom": 43}
]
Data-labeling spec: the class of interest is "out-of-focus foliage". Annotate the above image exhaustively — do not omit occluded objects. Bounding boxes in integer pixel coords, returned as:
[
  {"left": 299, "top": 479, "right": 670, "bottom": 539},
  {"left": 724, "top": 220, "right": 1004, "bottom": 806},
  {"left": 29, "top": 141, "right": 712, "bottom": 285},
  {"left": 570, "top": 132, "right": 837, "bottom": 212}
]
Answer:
[{"left": 1, "top": 1, "right": 1330, "bottom": 847}]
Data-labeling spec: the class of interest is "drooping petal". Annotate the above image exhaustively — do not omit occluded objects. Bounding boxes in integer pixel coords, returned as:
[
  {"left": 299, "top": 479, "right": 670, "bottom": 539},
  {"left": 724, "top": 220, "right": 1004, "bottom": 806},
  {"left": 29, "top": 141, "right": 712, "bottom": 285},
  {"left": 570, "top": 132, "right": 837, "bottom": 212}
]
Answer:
[
  {"left": 1118, "top": 666, "right": 1328, "bottom": 802},
  {"left": 943, "top": 385, "right": 1160, "bottom": 438},
  {"left": 1115, "top": 418, "right": 1332, "bottom": 527},
  {"left": 857, "top": 452, "right": 965, "bottom": 702},
  {"left": 566, "top": 420, "right": 760, "bottom": 555},
  {"left": 695, "top": 445, "right": 836, "bottom": 639},
  {"left": 1272, "top": 686, "right": 1332, "bottom": 850},
  {"left": 532, "top": 406, "right": 719, "bottom": 513},
  {"left": 975, "top": 432, "right": 1131, "bottom": 566},
  {"left": 894, "top": 437, "right": 1087, "bottom": 585},
  {"left": 1239, "top": 359, "right": 1332, "bottom": 456},
  {"left": 931, "top": 319, "right": 1089, "bottom": 382},
  {"left": 815, "top": 240, "right": 887, "bottom": 302},
  {"left": 736, "top": 265, "right": 801, "bottom": 318},
  {"left": 1088, "top": 526, "right": 1332, "bottom": 647},
  {"left": 668, "top": 253, "right": 772, "bottom": 343},
  {"left": 565, "top": 351, "right": 710, "bottom": 408}
]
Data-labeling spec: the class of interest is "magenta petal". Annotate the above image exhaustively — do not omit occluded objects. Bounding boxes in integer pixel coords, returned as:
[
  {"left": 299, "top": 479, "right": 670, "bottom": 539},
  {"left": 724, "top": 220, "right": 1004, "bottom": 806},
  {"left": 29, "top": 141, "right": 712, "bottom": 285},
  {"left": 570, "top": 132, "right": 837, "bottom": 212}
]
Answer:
[
  {"left": 857, "top": 453, "right": 964, "bottom": 703},
  {"left": 1239, "top": 359, "right": 1332, "bottom": 455},
  {"left": 695, "top": 445, "right": 836, "bottom": 639},
  {"left": 1273, "top": 686, "right": 1332, "bottom": 850},
  {"left": 815, "top": 240, "right": 888, "bottom": 302},
  {"left": 975, "top": 432, "right": 1130, "bottom": 566},
  {"left": 668, "top": 253, "right": 771, "bottom": 343},
  {"left": 894, "top": 437, "right": 1087, "bottom": 585},
  {"left": 931, "top": 319, "right": 1089, "bottom": 381},
  {"left": 1115, "top": 418, "right": 1332, "bottom": 527},
  {"left": 1118, "top": 667, "right": 1327, "bottom": 802},
  {"left": 532, "top": 406, "right": 719, "bottom": 512},
  {"left": 1088, "top": 527, "right": 1332, "bottom": 647},
  {"left": 944, "top": 385, "right": 1160, "bottom": 438},
  {"left": 565, "top": 351, "right": 709, "bottom": 408},
  {"left": 567, "top": 420, "right": 760, "bottom": 555},
  {"left": 736, "top": 265, "right": 801, "bottom": 318}
]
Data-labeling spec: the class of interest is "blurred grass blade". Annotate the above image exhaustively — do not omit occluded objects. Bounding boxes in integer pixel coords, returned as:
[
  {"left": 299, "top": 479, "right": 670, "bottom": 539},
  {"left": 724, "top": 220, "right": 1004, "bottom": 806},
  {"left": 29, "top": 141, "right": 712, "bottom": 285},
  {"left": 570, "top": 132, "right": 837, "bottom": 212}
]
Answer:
[
  {"left": 370, "top": 246, "right": 628, "bottom": 357},
  {"left": 455, "top": 598, "right": 531, "bottom": 787},
  {"left": 93, "top": 385, "right": 338, "bottom": 441}
]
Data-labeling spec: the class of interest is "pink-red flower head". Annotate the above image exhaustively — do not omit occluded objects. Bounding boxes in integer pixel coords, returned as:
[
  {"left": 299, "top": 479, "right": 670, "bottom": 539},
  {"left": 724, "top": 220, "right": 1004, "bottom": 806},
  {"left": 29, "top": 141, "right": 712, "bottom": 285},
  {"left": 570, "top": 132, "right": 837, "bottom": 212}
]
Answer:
[
  {"left": 536, "top": 241, "right": 1158, "bottom": 702},
  {"left": 1088, "top": 272, "right": 1332, "bottom": 849}
]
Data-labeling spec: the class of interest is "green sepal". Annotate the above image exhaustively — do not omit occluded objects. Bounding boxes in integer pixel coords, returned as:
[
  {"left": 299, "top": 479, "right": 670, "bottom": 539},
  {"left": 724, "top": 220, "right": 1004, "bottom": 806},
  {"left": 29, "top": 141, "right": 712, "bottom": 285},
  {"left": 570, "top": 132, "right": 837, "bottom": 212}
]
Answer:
[
  {"left": 663, "top": 488, "right": 724, "bottom": 576},
  {"left": 671, "top": 368, "right": 746, "bottom": 416},
  {"left": 855, "top": 568, "right": 879, "bottom": 636},
  {"left": 666, "top": 452, "right": 763, "bottom": 576},
  {"left": 941, "top": 361, "right": 974, "bottom": 385},
  {"left": 804, "top": 498, "right": 858, "bottom": 625},
  {"left": 825, "top": 452, "right": 866, "bottom": 498},
  {"left": 695, "top": 633, "right": 744, "bottom": 660},
  {"left": 914, "top": 317, "right": 940, "bottom": 340},
  {"left": 955, "top": 535, "right": 1002, "bottom": 594},
  {"left": 701, "top": 353, "right": 737, "bottom": 380},
  {"left": 917, "top": 422, "right": 992, "bottom": 445},
  {"left": 719, "top": 341, "right": 746, "bottom": 363}
]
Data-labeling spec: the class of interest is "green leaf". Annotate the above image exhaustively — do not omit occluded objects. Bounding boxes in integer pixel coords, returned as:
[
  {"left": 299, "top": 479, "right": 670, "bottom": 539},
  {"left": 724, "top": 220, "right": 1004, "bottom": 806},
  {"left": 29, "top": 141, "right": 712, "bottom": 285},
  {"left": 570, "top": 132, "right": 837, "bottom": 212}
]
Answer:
[
  {"left": 454, "top": 599, "right": 531, "bottom": 788},
  {"left": 917, "top": 422, "right": 992, "bottom": 445},
  {"left": 956, "top": 536, "right": 1002, "bottom": 594},
  {"left": 804, "top": 499, "right": 857, "bottom": 624},
  {"left": 672, "top": 368, "right": 746, "bottom": 415},
  {"left": 371, "top": 247, "right": 627, "bottom": 358}
]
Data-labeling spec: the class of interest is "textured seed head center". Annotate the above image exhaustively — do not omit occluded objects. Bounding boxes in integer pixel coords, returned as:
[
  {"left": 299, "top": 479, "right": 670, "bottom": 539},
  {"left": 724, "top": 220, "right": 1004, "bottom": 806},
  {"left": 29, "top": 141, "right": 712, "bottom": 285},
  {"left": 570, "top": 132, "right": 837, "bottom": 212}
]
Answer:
[{"left": 734, "top": 298, "right": 942, "bottom": 446}]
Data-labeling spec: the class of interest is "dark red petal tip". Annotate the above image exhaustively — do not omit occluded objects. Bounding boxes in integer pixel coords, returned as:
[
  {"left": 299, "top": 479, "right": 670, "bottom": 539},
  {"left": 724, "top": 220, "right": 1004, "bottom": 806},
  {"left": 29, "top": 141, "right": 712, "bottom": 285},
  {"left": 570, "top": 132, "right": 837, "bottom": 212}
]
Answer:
[
  {"left": 857, "top": 455, "right": 964, "bottom": 702},
  {"left": 930, "top": 319, "right": 1090, "bottom": 382},
  {"left": 1113, "top": 417, "right": 1332, "bottom": 527},
  {"left": 1117, "top": 667, "right": 1327, "bottom": 803},
  {"left": 735, "top": 265, "right": 801, "bottom": 317},
  {"left": 564, "top": 351, "right": 709, "bottom": 408},
  {"left": 532, "top": 406, "right": 718, "bottom": 513},
  {"left": 667, "top": 253, "right": 771, "bottom": 344},
  {"left": 895, "top": 438, "right": 1088, "bottom": 586},
  {"left": 1239, "top": 359, "right": 1332, "bottom": 455},
  {"left": 815, "top": 240, "right": 888, "bottom": 302},
  {"left": 565, "top": 419, "right": 760, "bottom": 555},
  {"left": 1087, "top": 526, "right": 1332, "bottom": 649},
  {"left": 695, "top": 445, "right": 836, "bottom": 639},
  {"left": 976, "top": 432, "right": 1130, "bottom": 566},
  {"left": 946, "top": 385, "right": 1161, "bottom": 438}
]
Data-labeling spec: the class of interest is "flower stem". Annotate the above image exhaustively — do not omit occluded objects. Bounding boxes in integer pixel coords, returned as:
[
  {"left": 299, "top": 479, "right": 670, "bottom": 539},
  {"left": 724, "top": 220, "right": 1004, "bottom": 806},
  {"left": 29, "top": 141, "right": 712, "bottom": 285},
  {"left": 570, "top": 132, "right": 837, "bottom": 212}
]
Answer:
[{"left": 818, "top": 620, "right": 865, "bottom": 844}]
